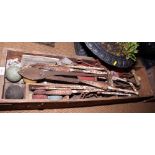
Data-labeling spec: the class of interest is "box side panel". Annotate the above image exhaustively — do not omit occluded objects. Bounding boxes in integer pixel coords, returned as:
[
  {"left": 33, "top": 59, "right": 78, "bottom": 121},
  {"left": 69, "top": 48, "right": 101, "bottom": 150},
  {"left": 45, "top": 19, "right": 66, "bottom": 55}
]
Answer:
[{"left": 0, "top": 49, "right": 7, "bottom": 98}]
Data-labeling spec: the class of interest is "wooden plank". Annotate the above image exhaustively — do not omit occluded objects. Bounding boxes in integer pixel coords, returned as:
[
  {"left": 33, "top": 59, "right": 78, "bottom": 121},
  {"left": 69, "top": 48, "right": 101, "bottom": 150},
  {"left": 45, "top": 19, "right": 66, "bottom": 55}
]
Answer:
[
  {"left": 4, "top": 47, "right": 95, "bottom": 61},
  {"left": 147, "top": 66, "right": 155, "bottom": 95},
  {"left": 21, "top": 54, "right": 60, "bottom": 66},
  {"left": 0, "top": 42, "right": 75, "bottom": 57},
  {"left": 37, "top": 42, "right": 55, "bottom": 47},
  {"left": 1, "top": 101, "right": 155, "bottom": 113},
  {"left": 0, "top": 96, "right": 153, "bottom": 111},
  {"left": 136, "top": 67, "right": 154, "bottom": 96},
  {"left": 0, "top": 48, "right": 7, "bottom": 98}
]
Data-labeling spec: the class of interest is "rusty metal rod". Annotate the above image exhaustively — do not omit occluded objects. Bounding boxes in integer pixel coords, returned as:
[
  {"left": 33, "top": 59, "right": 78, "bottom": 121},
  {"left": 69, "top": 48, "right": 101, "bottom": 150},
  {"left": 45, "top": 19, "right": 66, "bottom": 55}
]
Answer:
[
  {"left": 68, "top": 65, "right": 106, "bottom": 71},
  {"left": 31, "top": 63, "right": 108, "bottom": 75},
  {"left": 33, "top": 88, "right": 132, "bottom": 96}
]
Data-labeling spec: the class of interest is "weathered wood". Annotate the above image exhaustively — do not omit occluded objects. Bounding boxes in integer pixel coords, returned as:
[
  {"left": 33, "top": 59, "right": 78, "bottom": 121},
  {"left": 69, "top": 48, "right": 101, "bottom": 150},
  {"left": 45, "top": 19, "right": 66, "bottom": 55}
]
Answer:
[
  {"left": 0, "top": 42, "right": 75, "bottom": 57},
  {"left": 0, "top": 48, "right": 7, "bottom": 98},
  {"left": 36, "top": 42, "right": 55, "bottom": 47},
  {"left": 21, "top": 54, "right": 60, "bottom": 66},
  {"left": 0, "top": 48, "right": 153, "bottom": 111},
  {"left": 0, "top": 96, "right": 153, "bottom": 111}
]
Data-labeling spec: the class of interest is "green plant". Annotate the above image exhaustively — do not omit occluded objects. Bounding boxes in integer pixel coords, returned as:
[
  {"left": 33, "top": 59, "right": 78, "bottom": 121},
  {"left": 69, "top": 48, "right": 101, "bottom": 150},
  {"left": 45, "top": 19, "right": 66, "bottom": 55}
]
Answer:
[{"left": 120, "top": 42, "right": 139, "bottom": 61}]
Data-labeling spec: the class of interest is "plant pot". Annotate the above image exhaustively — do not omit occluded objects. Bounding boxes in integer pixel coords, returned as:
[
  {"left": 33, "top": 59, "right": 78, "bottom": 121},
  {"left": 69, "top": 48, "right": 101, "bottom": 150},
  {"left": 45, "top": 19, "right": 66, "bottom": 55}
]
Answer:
[{"left": 85, "top": 42, "right": 134, "bottom": 68}]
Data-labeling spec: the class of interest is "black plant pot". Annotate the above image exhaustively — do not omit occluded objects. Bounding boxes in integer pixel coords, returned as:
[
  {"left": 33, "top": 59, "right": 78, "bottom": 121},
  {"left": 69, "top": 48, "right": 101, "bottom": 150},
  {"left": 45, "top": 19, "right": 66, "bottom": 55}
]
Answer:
[{"left": 85, "top": 42, "right": 134, "bottom": 69}]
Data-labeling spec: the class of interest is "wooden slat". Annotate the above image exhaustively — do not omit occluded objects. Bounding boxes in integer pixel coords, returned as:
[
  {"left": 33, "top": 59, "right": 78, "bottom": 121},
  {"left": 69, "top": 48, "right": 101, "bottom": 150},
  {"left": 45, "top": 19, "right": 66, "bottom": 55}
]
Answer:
[
  {"left": 0, "top": 48, "right": 7, "bottom": 98},
  {"left": 0, "top": 42, "right": 75, "bottom": 57}
]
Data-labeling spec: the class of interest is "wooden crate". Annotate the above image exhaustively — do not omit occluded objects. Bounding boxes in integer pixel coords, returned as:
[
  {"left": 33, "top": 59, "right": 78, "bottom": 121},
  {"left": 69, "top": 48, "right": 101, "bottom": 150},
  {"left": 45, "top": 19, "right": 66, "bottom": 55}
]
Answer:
[{"left": 0, "top": 48, "right": 153, "bottom": 111}]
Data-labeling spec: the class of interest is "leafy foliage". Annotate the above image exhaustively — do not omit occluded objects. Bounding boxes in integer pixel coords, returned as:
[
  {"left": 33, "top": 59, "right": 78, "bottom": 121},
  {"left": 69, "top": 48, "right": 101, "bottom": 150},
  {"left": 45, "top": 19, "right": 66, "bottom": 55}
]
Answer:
[{"left": 120, "top": 42, "right": 139, "bottom": 61}]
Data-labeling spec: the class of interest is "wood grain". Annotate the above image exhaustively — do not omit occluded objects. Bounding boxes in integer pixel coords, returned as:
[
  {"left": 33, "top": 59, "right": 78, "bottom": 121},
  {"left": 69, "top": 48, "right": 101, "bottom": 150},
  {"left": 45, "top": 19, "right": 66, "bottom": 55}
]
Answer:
[
  {"left": 0, "top": 42, "right": 154, "bottom": 112},
  {"left": 0, "top": 49, "right": 7, "bottom": 98},
  {"left": 0, "top": 42, "right": 75, "bottom": 56}
]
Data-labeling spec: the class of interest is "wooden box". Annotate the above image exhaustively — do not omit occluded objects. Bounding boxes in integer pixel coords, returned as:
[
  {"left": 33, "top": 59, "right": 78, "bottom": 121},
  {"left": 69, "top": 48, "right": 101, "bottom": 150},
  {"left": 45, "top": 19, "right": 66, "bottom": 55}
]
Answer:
[{"left": 0, "top": 48, "right": 153, "bottom": 111}]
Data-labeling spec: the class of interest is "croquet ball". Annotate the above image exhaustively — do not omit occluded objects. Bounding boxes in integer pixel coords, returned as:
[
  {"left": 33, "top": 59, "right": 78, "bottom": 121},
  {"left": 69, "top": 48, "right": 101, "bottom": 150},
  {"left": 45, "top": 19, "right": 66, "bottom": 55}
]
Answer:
[
  {"left": 6, "top": 66, "right": 22, "bottom": 82},
  {"left": 5, "top": 85, "right": 24, "bottom": 99}
]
